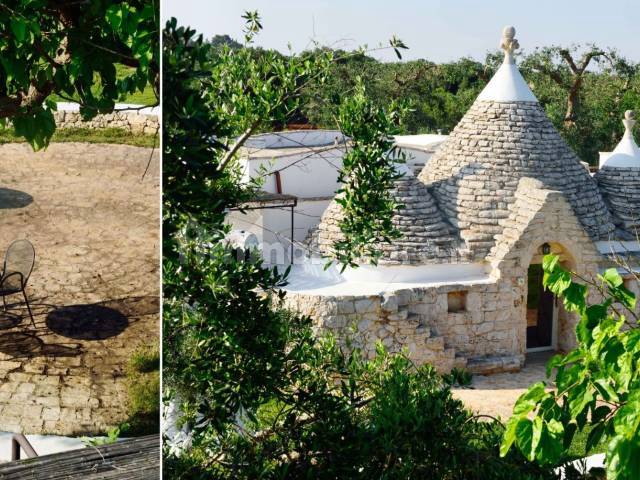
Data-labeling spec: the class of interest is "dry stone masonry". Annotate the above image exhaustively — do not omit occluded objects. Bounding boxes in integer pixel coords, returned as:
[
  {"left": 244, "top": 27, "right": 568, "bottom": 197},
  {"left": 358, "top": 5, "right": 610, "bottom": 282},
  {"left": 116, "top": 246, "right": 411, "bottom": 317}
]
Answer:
[
  {"left": 53, "top": 109, "right": 159, "bottom": 135},
  {"left": 595, "top": 111, "right": 640, "bottom": 233},
  {"left": 316, "top": 170, "right": 469, "bottom": 264},
  {"left": 0, "top": 143, "right": 159, "bottom": 435},
  {"left": 595, "top": 167, "right": 640, "bottom": 232}
]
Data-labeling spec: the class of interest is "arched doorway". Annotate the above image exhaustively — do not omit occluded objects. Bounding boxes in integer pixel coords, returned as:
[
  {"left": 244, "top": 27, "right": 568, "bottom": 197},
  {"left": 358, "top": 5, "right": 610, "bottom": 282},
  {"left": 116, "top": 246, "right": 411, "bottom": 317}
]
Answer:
[{"left": 525, "top": 263, "right": 556, "bottom": 351}]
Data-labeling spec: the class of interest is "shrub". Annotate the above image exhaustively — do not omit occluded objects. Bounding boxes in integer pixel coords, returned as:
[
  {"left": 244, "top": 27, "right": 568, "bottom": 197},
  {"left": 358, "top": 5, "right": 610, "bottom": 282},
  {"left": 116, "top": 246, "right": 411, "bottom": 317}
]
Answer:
[{"left": 166, "top": 341, "right": 558, "bottom": 479}]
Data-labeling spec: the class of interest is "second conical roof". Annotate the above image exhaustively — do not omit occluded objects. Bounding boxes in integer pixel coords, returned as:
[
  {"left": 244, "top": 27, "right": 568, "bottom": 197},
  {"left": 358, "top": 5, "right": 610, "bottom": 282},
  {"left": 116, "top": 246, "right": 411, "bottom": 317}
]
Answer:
[{"left": 316, "top": 168, "right": 463, "bottom": 265}]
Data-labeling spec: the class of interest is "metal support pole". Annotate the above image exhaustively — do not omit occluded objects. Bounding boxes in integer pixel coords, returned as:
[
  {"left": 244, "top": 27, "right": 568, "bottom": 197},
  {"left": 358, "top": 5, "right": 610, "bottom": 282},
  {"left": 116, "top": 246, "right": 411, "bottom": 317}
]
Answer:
[{"left": 290, "top": 204, "right": 295, "bottom": 265}]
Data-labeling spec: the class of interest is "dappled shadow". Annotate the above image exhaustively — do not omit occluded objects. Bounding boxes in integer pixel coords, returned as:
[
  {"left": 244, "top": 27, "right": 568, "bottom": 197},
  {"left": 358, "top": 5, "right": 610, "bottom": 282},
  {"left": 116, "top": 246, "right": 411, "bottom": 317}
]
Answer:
[
  {"left": 0, "top": 310, "right": 23, "bottom": 330},
  {"left": 45, "top": 296, "right": 159, "bottom": 341},
  {"left": 0, "top": 331, "right": 43, "bottom": 357},
  {"left": 0, "top": 188, "right": 33, "bottom": 209}
]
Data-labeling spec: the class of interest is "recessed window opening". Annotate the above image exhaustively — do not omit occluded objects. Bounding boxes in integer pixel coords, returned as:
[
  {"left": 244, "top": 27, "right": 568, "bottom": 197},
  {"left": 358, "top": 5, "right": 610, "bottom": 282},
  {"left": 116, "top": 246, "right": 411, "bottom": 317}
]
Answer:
[{"left": 448, "top": 291, "right": 467, "bottom": 313}]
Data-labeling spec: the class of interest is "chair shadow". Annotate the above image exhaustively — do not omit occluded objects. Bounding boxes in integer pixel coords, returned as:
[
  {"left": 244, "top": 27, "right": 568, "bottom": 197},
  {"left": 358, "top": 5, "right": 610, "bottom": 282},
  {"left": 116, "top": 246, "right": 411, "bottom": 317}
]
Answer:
[
  {"left": 45, "top": 295, "right": 159, "bottom": 341},
  {"left": 0, "top": 296, "right": 159, "bottom": 359},
  {"left": 0, "top": 188, "right": 33, "bottom": 209},
  {"left": 0, "top": 331, "right": 81, "bottom": 358}
]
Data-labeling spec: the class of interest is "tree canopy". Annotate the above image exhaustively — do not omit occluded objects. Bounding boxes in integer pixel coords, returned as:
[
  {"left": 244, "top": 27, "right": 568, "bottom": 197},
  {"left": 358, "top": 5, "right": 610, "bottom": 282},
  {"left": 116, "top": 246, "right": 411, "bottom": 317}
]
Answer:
[{"left": 0, "top": 0, "right": 159, "bottom": 149}]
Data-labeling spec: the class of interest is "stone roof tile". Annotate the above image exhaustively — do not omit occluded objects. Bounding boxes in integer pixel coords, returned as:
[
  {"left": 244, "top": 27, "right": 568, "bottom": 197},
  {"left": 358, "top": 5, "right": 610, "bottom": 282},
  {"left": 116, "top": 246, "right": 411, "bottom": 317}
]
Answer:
[
  {"left": 315, "top": 173, "right": 467, "bottom": 265},
  {"left": 419, "top": 100, "right": 615, "bottom": 259}
]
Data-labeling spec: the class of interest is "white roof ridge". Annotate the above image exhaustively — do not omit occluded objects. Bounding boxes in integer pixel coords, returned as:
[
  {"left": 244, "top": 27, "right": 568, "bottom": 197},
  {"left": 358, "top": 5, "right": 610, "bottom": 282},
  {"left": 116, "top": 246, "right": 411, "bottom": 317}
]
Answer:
[
  {"left": 601, "top": 111, "right": 640, "bottom": 168},
  {"left": 476, "top": 26, "right": 538, "bottom": 103}
]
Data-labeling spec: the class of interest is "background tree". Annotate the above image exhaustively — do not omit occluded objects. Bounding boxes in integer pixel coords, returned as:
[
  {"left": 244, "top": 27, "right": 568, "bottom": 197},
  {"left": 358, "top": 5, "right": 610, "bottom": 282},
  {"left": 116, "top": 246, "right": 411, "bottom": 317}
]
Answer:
[
  {"left": 297, "top": 43, "right": 639, "bottom": 165},
  {"left": 0, "top": 0, "right": 159, "bottom": 149},
  {"left": 521, "top": 45, "right": 621, "bottom": 126},
  {"left": 520, "top": 45, "right": 639, "bottom": 163},
  {"left": 207, "top": 34, "right": 242, "bottom": 50}
]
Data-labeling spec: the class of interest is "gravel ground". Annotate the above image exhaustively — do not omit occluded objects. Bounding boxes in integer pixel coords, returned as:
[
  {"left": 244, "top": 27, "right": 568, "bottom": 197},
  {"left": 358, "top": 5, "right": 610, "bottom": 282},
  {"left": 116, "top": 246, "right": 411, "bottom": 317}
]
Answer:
[
  {"left": 452, "top": 352, "right": 554, "bottom": 420},
  {"left": 0, "top": 143, "right": 159, "bottom": 435}
]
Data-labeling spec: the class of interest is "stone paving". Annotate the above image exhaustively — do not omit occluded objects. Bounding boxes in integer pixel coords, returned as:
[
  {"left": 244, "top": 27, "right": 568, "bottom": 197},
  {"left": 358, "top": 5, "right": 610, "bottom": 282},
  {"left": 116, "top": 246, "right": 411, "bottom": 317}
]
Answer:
[
  {"left": 0, "top": 143, "right": 159, "bottom": 435},
  {"left": 452, "top": 352, "right": 553, "bottom": 420}
]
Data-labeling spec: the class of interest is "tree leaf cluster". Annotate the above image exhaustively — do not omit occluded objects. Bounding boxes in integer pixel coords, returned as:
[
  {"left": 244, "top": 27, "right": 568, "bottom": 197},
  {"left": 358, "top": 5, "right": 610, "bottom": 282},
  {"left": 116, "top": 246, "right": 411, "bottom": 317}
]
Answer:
[
  {"left": 332, "top": 80, "right": 409, "bottom": 268},
  {"left": 501, "top": 255, "right": 640, "bottom": 480}
]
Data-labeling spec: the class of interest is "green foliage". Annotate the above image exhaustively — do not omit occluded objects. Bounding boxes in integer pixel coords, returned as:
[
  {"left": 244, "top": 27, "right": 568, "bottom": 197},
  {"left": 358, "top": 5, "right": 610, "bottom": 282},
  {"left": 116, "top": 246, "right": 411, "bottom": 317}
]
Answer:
[
  {"left": 129, "top": 342, "right": 161, "bottom": 373},
  {"left": 501, "top": 255, "right": 640, "bottom": 480},
  {"left": 166, "top": 342, "right": 557, "bottom": 480},
  {"left": 162, "top": 13, "right": 334, "bottom": 434},
  {"left": 125, "top": 343, "right": 160, "bottom": 436},
  {"left": 0, "top": 0, "right": 159, "bottom": 149},
  {"left": 81, "top": 424, "right": 126, "bottom": 447},
  {"left": 50, "top": 64, "right": 157, "bottom": 105},
  {"left": 300, "top": 53, "right": 488, "bottom": 135},
  {"left": 566, "top": 425, "right": 606, "bottom": 459},
  {"left": 332, "top": 80, "right": 408, "bottom": 268}
]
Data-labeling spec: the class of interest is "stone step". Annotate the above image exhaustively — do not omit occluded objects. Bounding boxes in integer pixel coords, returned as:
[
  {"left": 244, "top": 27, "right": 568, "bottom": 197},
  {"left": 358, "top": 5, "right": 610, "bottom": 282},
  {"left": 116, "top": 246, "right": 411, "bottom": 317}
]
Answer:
[{"left": 466, "top": 354, "right": 524, "bottom": 375}]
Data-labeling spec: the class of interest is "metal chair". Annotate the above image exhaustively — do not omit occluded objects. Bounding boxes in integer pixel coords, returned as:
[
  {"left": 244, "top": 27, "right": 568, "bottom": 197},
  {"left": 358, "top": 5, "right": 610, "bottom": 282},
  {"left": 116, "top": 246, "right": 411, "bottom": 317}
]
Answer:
[{"left": 0, "top": 239, "right": 35, "bottom": 327}]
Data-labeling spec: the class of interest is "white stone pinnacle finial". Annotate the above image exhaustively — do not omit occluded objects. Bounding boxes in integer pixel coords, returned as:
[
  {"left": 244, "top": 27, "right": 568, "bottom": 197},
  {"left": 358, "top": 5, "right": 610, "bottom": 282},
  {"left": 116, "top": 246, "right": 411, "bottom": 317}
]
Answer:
[
  {"left": 500, "top": 26, "right": 519, "bottom": 64},
  {"left": 623, "top": 110, "right": 636, "bottom": 138}
]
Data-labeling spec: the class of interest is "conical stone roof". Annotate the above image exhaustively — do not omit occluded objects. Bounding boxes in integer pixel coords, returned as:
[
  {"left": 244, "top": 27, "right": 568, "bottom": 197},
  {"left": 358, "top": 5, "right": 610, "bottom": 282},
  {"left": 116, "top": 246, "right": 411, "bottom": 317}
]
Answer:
[
  {"left": 595, "top": 111, "right": 640, "bottom": 233},
  {"left": 418, "top": 27, "right": 615, "bottom": 259},
  {"left": 316, "top": 166, "right": 465, "bottom": 265}
]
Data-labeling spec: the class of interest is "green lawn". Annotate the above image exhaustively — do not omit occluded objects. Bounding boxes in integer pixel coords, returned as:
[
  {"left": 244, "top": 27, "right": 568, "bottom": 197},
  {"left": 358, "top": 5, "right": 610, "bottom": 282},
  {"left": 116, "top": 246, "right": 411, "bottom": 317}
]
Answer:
[
  {"left": 566, "top": 424, "right": 606, "bottom": 458},
  {"left": 0, "top": 127, "right": 158, "bottom": 148},
  {"left": 51, "top": 64, "right": 157, "bottom": 106}
]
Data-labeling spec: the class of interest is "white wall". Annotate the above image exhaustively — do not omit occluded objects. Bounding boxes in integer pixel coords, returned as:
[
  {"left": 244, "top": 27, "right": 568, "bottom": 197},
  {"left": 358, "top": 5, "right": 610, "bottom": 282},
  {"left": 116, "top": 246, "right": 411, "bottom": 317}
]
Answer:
[
  {"left": 394, "top": 134, "right": 447, "bottom": 174},
  {"left": 399, "top": 147, "right": 434, "bottom": 174},
  {"left": 243, "top": 148, "right": 343, "bottom": 199}
]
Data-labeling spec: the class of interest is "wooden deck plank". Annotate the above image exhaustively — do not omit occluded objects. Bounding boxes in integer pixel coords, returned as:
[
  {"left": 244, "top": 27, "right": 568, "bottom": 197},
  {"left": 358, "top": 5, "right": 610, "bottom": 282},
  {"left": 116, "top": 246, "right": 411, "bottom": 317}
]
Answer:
[{"left": 0, "top": 435, "right": 159, "bottom": 479}]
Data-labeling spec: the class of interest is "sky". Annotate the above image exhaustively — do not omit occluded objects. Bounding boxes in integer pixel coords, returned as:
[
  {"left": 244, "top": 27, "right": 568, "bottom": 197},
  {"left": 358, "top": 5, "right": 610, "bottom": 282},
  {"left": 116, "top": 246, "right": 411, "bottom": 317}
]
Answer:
[{"left": 162, "top": 0, "right": 640, "bottom": 63}]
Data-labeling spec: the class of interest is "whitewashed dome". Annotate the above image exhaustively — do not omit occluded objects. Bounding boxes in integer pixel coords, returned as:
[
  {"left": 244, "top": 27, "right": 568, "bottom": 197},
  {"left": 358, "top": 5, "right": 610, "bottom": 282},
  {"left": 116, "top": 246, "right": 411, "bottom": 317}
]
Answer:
[
  {"left": 595, "top": 111, "right": 640, "bottom": 232},
  {"left": 419, "top": 26, "right": 615, "bottom": 259},
  {"left": 600, "top": 111, "right": 640, "bottom": 168}
]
